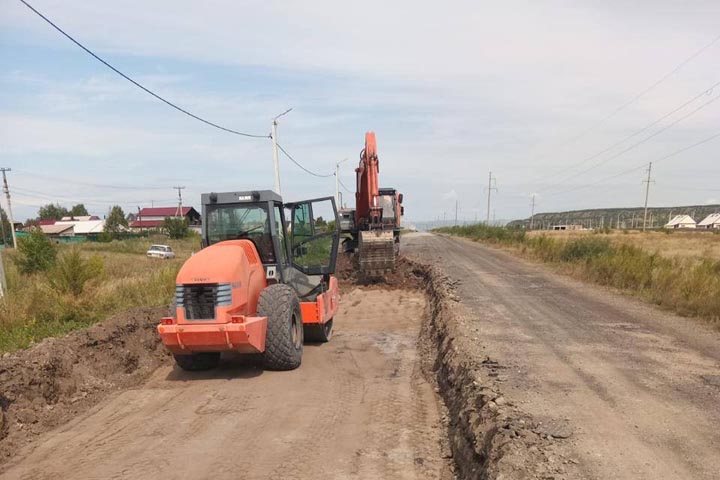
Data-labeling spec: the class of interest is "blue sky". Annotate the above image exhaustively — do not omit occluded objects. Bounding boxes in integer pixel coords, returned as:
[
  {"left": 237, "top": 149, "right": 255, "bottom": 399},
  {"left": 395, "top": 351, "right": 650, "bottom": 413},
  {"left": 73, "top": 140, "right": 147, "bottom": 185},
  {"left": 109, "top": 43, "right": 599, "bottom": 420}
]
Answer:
[{"left": 1, "top": 0, "right": 719, "bottom": 223}]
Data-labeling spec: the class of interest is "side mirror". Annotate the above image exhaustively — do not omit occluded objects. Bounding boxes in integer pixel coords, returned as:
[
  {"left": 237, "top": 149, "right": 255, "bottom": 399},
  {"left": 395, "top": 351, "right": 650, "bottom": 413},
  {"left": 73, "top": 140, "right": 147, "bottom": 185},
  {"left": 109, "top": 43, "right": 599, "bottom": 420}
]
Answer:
[{"left": 398, "top": 193, "right": 404, "bottom": 204}]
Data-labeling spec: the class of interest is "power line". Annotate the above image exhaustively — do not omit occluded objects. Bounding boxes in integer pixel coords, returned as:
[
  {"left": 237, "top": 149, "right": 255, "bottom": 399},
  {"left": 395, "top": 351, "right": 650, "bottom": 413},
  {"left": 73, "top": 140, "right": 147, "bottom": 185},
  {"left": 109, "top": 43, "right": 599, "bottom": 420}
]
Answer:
[
  {"left": 13, "top": 185, "right": 176, "bottom": 205},
  {"left": 18, "top": 0, "right": 269, "bottom": 139},
  {"left": 545, "top": 129, "right": 720, "bottom": 197},
  {"left": 535, "top": 78, "right": 720, "bottom": 187},
  {"left": 539, "top": 92, "right": 720, "bottom": 192},
  {"left": 14, "top": 169, "right": 171, "bottom": 190},
  {"left": 276, "top": 143, "right": 334, "bottom": 178},
  {"left": 551, "top": 32, "right": 720, "bottom": 148},
  {"left": 337, "top": 177, "right": 354, "bottom": 193}
]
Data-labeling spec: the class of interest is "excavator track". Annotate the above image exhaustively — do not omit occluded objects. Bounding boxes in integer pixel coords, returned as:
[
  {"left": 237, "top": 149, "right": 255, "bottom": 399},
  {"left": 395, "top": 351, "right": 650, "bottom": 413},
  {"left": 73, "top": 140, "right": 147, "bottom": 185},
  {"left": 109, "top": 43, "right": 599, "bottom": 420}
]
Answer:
[{"left": 359, "top": 230, "right": 396, "bottom": 276}]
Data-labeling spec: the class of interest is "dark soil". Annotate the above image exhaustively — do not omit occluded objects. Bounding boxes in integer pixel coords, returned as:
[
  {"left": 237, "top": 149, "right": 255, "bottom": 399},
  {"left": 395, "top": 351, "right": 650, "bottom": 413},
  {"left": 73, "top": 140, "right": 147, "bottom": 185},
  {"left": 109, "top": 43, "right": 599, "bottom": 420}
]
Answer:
[
  {"left": 336, "top": 252, "right": 425, "bottom": 291},
  {"left": 0, "top": 306, "right": 171, "bottom": 465}
]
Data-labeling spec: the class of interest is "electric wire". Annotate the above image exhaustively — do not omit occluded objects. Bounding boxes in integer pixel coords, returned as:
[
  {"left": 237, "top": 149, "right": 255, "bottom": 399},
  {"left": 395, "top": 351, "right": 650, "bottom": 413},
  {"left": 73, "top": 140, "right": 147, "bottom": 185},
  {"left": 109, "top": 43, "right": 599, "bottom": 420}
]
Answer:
[
  {"left": 337, "top": 176, "right": 354, "bottom": 193},
  {"left": 14, "top": 169, "right": 171, "bottom": 190},
  {"left": 546, "top": 130, "right": 720, "bottom": 197},
  {"left": 534, "top": 78, "right": 720, "bottom": 187},
  {"left": 17, "top": 0, "right": 367, "bottom": 182},
  {"left": 14, "top": 185, "right": 176, "bottom": 206},
  {"left": 539, "top": 92, "right": 720, "bottom": 192},
  {"left": 276, "top": 143, "right": 334, "bottom": 178},
  {"left": 551, "top": 32, "right": 720, "bottom": 148},
  {"left": 18, "top": 0, "right": 270, "bottom": 139}
]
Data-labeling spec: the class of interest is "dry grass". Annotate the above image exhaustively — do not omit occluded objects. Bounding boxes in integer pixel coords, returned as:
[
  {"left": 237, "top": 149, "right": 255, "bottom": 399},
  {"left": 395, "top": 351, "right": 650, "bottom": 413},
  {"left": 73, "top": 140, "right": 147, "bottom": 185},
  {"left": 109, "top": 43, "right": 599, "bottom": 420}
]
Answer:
[
  {"left": 0, "top": 236, "right": 199, "bottom": 353},
  {"left": 528, "top": 230, "right": 720, "bottom": 261}
]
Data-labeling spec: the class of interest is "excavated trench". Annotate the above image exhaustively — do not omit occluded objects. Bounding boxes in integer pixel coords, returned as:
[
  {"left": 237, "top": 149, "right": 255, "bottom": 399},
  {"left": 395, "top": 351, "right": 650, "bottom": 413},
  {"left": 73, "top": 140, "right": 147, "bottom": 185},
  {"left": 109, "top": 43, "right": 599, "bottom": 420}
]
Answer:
[
  {"left": 412, "top": 260, "right": 566, "bottom": 480},
  {"left": 0, "top": 256, "right": 562, "bottom": 478}
]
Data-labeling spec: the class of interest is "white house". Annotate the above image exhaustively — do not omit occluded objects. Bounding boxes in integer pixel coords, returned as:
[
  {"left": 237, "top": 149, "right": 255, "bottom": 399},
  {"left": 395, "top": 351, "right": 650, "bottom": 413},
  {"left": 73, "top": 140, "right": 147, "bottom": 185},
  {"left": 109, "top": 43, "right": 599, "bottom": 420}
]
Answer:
[
  {"left": 664, "top": 214, "right": 696, "bottom": 229},
  {"left": 39, "top": 224, "right": 75, "bottom": 237},
  {"left": 697, "top": 213, "right": 720, "bottom": 229},
  {"left": 54, "top": 219, "right": 108, "bottom": 235}
]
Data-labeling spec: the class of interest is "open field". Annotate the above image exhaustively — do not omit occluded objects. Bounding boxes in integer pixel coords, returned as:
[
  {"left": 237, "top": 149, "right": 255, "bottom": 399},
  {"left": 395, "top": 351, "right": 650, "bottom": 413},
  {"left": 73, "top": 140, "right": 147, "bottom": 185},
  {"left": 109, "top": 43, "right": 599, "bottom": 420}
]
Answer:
[
  {"left": 528, "top": 229, "right": 720, "bottom": 262},
  {"left": 0, "top": 236, "right": 200, "bottom": 353}
]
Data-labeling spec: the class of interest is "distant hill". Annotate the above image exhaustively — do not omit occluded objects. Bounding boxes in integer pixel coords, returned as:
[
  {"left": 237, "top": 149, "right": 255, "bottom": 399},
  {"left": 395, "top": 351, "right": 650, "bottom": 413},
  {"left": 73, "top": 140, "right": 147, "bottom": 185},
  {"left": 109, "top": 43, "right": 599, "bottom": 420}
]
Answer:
[{"left": 507, "top": 204, "right": 720, "bottom": 230}]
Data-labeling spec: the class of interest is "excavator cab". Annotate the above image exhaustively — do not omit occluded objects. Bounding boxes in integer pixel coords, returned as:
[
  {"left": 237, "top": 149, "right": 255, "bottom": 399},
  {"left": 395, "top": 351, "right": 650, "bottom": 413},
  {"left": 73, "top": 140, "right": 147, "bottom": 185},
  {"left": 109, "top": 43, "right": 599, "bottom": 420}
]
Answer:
[{"left": 158, "top": 190, "right": 340, "bottom": 372}]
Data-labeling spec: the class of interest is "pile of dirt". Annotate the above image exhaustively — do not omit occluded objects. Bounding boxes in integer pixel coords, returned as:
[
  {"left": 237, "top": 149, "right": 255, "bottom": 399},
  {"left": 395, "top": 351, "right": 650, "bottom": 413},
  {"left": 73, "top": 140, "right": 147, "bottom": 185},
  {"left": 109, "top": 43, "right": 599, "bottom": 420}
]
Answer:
[
  {"left": 336, "top": 252, "right": 425, "bottom": 291},
  {"left": 414, "top": 261, "right": 581, "bottom": 479},
  {"left": 0, "top": 306, "right": 171, "bottom": 464}
]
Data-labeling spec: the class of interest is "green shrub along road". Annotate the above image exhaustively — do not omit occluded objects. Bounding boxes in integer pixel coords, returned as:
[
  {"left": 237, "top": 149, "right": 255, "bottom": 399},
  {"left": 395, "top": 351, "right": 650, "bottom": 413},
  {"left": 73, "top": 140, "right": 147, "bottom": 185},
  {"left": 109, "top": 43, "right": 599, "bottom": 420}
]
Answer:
[{"left": 0, "top": 235, "right": 199, "bottom": 353}]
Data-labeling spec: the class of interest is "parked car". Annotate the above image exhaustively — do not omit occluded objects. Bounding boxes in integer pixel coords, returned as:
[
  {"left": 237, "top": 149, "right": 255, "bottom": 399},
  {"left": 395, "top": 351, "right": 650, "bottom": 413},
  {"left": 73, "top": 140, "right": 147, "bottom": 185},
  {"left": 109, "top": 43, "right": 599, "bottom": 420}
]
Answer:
[{"left": 147, "top": 244, "right": 175, "bottom": 259}]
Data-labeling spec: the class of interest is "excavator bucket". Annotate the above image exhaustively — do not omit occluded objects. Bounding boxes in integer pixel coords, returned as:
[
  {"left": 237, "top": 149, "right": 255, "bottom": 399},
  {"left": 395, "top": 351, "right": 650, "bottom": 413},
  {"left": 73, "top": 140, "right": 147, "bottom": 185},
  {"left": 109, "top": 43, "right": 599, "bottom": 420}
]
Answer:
[{"left": 359, "top": 230, "right": 395, "bottom": 275}]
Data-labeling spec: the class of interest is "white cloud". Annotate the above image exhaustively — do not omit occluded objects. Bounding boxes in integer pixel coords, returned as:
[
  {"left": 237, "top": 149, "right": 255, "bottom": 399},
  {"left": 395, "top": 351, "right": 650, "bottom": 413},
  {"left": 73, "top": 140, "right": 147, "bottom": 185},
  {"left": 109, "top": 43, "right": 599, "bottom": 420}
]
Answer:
[{"left": 2, "top": 0, "right": 719, "bottom": 221}]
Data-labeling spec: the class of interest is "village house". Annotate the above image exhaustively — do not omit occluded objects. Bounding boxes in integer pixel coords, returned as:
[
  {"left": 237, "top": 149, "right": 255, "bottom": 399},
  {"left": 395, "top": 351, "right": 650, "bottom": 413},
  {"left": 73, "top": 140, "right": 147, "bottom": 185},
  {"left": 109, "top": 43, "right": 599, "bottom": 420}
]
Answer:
[
  {"left": 129, "top": 206, "right": 201, "bottom": 231},
  {"left": 664, "top": 214, "right": 697, "bottom": 229},
  {"left": 697, "top": 213, "right": 720, "bottom": 229}
]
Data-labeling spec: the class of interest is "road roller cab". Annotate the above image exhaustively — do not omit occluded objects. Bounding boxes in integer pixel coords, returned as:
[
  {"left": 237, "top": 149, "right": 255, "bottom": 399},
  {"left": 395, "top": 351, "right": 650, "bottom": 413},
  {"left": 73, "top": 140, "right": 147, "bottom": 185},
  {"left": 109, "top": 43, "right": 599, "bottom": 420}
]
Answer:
[{"left": 158, "top": 190, "right": 341, "bottom": 371}]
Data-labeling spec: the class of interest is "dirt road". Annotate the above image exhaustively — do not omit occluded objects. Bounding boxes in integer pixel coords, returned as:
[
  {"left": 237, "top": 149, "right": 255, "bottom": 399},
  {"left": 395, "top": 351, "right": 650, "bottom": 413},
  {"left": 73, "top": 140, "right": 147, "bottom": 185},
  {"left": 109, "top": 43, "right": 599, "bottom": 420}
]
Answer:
[
  {"left": 2, "top": 289, "right": 450, "bottom": 480},
  {"left": 405, "top": 233, "right": 720, "bottom": 480}
]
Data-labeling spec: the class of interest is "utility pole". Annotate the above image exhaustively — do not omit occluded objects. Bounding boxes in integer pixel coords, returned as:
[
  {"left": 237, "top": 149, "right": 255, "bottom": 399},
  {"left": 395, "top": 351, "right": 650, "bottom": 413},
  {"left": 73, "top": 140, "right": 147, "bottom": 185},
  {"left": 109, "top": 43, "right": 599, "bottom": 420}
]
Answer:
[
  {"left": 271, "top": 108, "right": 293, "bottom": 195},
  {"left": 0, "top": 168, "right": 17, "bottom": 249},
  {"left": 335, "top": 158, "right": 348, "bottom": 206},
  {"left": 642, "top": 162, "right": 653, "bottom": 232},
  {"left": 173, "top": 186, "right": 185, "bottom": 218},
  {"left": 486, "top": 171, "right": 497, "bottom": 225},
  {"left": 455, "top": 200, "right": 458, "bottom": 226},
  {"left": 530, "top": 194, "right": 536, "bottom": 231}
]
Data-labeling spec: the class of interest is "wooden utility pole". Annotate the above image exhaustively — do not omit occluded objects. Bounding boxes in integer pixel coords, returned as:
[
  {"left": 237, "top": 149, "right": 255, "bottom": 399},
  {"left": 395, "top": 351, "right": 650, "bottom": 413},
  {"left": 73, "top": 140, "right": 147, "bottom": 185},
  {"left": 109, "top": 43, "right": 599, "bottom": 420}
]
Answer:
[
  {"left": 173, "top": 186, "right": 186, "bottom": 218},
  {"left": 642, "top": 162, "right": 653, "bottom": 232},
  {"left": 454, "top": 200, "right": 458, "bottom": 226},
  {"left": 0, "top": 168, "right": 17, "bottom": 249},
  {"left": 486, "top": 171, "right": 497, "bottom": 225},
  {"left": 530, "top": 194, "right": 536, "bottom": 230}
]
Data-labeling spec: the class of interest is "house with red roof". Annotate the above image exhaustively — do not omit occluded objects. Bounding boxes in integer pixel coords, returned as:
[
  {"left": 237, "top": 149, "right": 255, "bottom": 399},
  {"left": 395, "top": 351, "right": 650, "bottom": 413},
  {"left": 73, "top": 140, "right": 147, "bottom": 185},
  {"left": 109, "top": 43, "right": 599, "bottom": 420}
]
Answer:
[{"left": 129, "top": 206, "right": 201, "bottom": 231}]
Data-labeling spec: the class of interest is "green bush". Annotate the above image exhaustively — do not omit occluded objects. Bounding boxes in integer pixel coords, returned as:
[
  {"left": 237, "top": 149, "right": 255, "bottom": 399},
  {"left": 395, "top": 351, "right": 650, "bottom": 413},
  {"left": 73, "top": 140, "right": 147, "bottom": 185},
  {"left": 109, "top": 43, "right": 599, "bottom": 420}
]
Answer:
[
  {"left": 49, "top": 248, "right": 104, "bottom": 296},
  {"left": 163, "top": 217, "right": 190, "bottom": 239},
  {"left": 15, "top": 229, "right": 57, "bottom": 273},
  {"left": 559, "top": 237, "right": 612, "bottom": 262}
]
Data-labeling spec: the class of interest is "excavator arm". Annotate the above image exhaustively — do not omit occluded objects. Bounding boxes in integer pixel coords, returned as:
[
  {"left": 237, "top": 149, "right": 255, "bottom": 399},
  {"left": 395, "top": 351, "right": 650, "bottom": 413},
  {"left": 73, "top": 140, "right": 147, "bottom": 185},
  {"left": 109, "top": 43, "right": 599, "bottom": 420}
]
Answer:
[{"left": 353, "top": 132, "right": 397, "bottom": 275}]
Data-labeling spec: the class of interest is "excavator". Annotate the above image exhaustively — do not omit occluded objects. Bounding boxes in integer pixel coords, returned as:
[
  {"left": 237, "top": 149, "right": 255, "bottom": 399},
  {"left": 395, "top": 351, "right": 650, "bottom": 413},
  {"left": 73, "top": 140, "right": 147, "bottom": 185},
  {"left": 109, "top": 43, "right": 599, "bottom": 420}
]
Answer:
[
  {"left": 339, "top": 132, "right": 404, "bottom": 275},
  {"left": 158, "top": 190, "right": 340, "bottom": 371}
]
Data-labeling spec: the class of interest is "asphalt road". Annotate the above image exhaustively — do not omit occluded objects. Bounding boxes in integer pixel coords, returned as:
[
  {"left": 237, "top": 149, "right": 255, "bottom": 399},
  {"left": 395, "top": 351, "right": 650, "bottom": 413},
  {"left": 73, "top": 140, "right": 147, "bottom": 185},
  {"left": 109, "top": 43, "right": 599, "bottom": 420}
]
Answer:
[
  {"left": 405, "top": 233, "right": 720, "bottom": 480},
  {"left": 1, "top": 289, "right": 450, "bottom": 480}
]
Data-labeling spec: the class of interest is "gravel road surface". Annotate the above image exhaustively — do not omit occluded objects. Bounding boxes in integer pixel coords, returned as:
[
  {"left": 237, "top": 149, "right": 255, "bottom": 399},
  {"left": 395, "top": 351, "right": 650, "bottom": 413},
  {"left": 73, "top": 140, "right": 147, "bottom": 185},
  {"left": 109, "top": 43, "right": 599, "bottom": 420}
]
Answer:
[{"left": 405, "top": 232, "right": 720, "bottom": 480}]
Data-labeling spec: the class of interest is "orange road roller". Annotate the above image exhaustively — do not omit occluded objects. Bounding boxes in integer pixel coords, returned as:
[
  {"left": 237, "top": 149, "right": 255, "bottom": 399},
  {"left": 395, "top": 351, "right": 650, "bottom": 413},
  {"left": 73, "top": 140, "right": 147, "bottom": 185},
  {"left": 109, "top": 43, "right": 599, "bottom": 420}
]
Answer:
[{"left": 158, "top": 190, "right": 340, "bottom": 371}]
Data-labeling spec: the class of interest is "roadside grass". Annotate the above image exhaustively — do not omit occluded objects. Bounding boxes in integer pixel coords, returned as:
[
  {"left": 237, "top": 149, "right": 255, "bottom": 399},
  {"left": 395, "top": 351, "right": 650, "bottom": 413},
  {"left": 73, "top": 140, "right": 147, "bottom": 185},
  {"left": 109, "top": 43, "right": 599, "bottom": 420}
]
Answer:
[
  {"left": 435, "top": 225, "right": 720, "bottom": 325},
  {"left": 0, "top": 236, "right": 198, "bottom": 353}
]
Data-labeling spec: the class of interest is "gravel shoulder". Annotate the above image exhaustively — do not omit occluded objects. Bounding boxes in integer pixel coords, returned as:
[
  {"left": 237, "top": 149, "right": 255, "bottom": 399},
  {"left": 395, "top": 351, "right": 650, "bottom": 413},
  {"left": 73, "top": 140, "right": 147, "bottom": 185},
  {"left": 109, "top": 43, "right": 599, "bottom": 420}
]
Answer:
[{"left": 405, "top": 232, "right": 720, "bottom": 480}]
